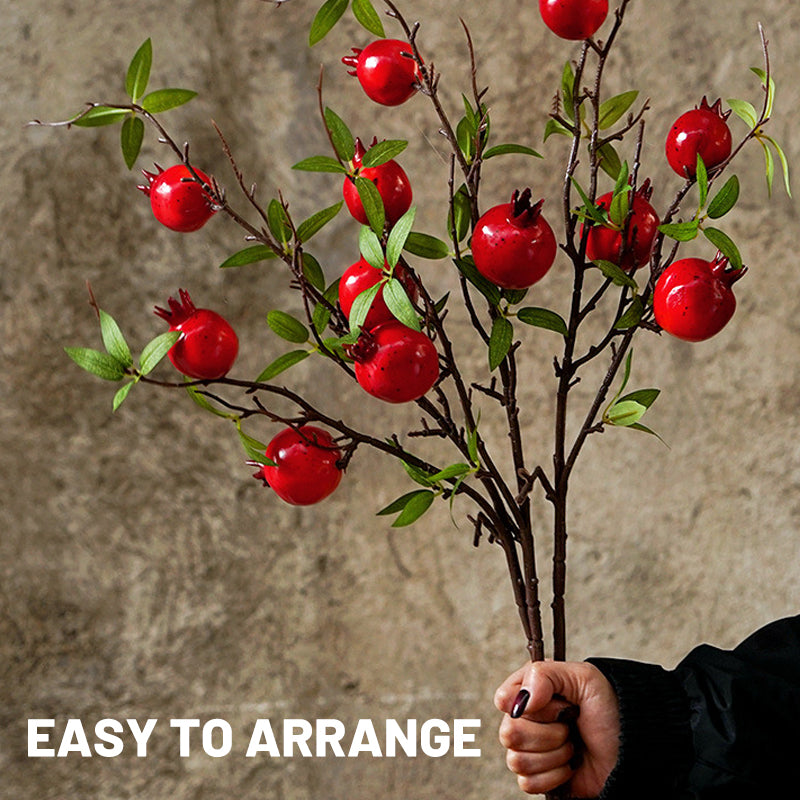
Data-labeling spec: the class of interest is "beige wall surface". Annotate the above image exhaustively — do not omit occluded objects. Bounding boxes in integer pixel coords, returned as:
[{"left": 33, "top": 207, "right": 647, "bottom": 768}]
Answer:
[{"left": 3, "top": 0, "right": 799, "bottom": 797}]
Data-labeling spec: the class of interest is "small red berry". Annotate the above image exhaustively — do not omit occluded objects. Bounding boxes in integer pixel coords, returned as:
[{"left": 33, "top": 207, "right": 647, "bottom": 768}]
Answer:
[
  {"left": 342, "top": 39, "right": 420, "bottom": 106},
  {"left": 154, "top": 289, "right": 239, "bottom": 379},
  {"left": 471, "top": 189, "right": 557, "bottom": 290},
  {"left": 350, "top": 321, "right": 439, "bottom": 404},
  {"left": 584, "top": 180, "right": 660, "bottom": 272},
  {"left": 666, "top": 98, "right": 733, "bottom": 178},
  {"left": 539, "top": 0, "right": 609, "bottom": 40},
  {"left": 258, "top": 425, "right": 343, "bottom": 506},
  {"left": 338, "top": 257, "right": 418, "bottom": 331},
  {"left": 138, "top": 164, "right": 216, "bottom": 232},
  {"left": 653, "top": 253, "right": 745, "bottom": 342},
  {"left": 343, "top": 137, "right": 413, "bottom": 226}
]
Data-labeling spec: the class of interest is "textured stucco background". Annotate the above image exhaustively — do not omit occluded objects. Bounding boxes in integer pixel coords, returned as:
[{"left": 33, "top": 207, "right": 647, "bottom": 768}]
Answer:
[{"left": 3, "top": 0, "right": 799, "bottom": 797}]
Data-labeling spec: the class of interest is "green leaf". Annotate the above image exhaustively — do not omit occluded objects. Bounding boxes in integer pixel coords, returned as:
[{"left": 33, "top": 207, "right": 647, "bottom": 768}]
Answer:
[
  {"left": 614, "top": 295, "right": 644, "bottom": 330},
  {"left": 140, "top": 88, "right": 197, "bottom": 114},
  {"left": 403, "top": 231, "right": 450, "bottom": 260},
  {"left": 619, "top": 388, "right": 660, "bottom": 409},
  {"left": 544, "top": 117, "right": 573, "bottom": 142},
  {"left": 267, "top": 310, "right": 310, "bottom": 344},
  {"left": 352, "top": 0, "right": 385, "bottom": 36},
  {"left": 267, "top": 199, "right": 292, "bottom": 243},
  {"left": 483, "top": 143, "right": 543, "bottom": 159},
  {"left": 139, "top": 331, "right": 180, "bottom": 375},
  {"left": 707, "top": 175, "right": 740, "bottom": 219},
  {"left": 658, "top": 220, "right": 700, "bottom": 242},
  {"left": 571, "top": 179, "right": 607, "bottom": 226},
  {"left": 72, "top": 106, "right": 130, "bottom": 128},
  {"left": 402, "top": 460, "right": 436, "bottom": 487},
  {"left": 125, "top": 38, "right": 152, "bottom": 103},
  {"left": 598, "top": 90, "right": 639, "bottom": 130},
  {"left": 385, "top": 205, "right": 417, "bottom": 267},
  {"left": 517, "top": 307, "right": 568, "bottom": 336},
  {"left": 377, "top": 489, "right": 432, "bottom": 516},
  {"left": 762, "top": 135, "right": 792, "bottom": 198},
  {"left": 612, "top": 349, "right": 634, "bottom": 405},
  {"left": 759, "top": 136, "right": 776, "bottom": 197},
  {"left": 449, "top": 184, "right": 472, "bottom": 243},
  {"left": 349, "top": 283, "right": 382, "bottom": 330},
  {"left": 292, "top": 155, "right": 347, "bottom": 173},
  {"left": 597, "top": 142, "right": 622, "bottom": 180},
  {"left": 65, "top": 347, "right": 125, "bottom": 381},
  {"left": 359, "top": 224, "right": 385, "bottom": 270},
  {"left": 312, "top": 280, "right": 340, "bottom": 334},
  {"left": 324, "top": 107, "right": 355, "bottom": 162},
  {"left": 302, "top": 253, "right": 326, "bottom": 292},
  {"left": 608, "top": 186, "right": 629, "bottom": 227},
  {"left": 703, "top": 227, "right": 743, "bottom": 271},
  {"left": 296, "top": 200, "right": 343, "bottom": 243},
  {"left": 99, "top": 309, "right": 133, "bottom": 367},
  {"left": 751, "top": 66, "right": 776, "bottom": 117},
  {"left": 186, "top": 384, "right": 236, "bottom": 418},
  {"left": 454, "top": 256, "right": 501, "bottom": 306},
  {"left": 112, "top": 381, "right": 134, "bottom": 411},
  {"left": 361, "top": 139, "right": 408, "bottom": 168},
  {"left": 120, "top": 115, "right": 144, "bottom": 169},
  {"left": 592, "top": 259, "right": 638, "bottom": 290},
  {"left": 606, "top": 399, "right": 647, "bottom": 427},
  {"left": 237, "top": 427, "right": 273, "bottom": 466},
  {"left": 355, "top": 176, "right": 385, "bottom": 235},
  {"left": 503, "top": 288, "right": 528, "bottom": 306},
  {"left": 629, "top": 422, "right": 669, "bottom": 446},
  {"left": 466, "top": 425, "right": 480, "bottom": 466},
  {"left": 613, "top": 161, "right": 630, "bottom": 198},
  {"left": 561, "top": 60, "right": 576, "bottom": 121},
  {"left": 489, "top": 316, "right": 514, "bottom": 371},
  {"left": 219, "top": 245, "right": 278, "bottom": 269},
  {"left": 428, "top": 463, "right": 472, "bottom": 483},
  {"left": 727, "top": 97, "right": 758, "bottom": 128},
  {"left": 383, "top": 277, "right": 420, "bottom": 331},
  {"left": 380, "top": 489, "right": 435, "bottom": 527},
  {"left": 309, "top": 0, "right": 349, "bottom": 46},
  {"left": 255, "top": 350, "right": 310, "bottom": 382},
  {"left": 696, "top": 154, "right": 709, "bottom": 208},
  {"left": 456, "top": 116, "right": 475, "bottom": 162}
]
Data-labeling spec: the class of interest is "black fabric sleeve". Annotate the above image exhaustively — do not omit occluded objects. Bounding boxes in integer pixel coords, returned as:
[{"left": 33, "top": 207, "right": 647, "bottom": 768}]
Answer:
[{"left": 588, "top": 614, "right": 800, "bottom": 800}]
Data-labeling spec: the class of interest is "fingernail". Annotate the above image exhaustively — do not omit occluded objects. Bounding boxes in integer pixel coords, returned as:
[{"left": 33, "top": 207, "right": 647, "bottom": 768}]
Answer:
[{"left": 510, "top": 689, "right": 530, "bottom": 718}]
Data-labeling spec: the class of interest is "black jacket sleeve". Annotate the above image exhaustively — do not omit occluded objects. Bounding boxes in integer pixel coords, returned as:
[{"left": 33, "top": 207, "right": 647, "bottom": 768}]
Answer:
[{"left": 587, "top": 615, "right": 800, "bottom": 800}]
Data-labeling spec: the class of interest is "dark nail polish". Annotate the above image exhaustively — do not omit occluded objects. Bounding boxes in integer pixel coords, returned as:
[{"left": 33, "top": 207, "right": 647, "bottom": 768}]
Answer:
[{"left": 511, "top": 689, "right": 530, "bottom": 718}]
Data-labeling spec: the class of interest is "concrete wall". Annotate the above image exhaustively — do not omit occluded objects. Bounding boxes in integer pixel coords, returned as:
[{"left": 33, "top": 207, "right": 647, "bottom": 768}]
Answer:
[{"left": 4, "top": 0, "right": 799, "bottom": 797}]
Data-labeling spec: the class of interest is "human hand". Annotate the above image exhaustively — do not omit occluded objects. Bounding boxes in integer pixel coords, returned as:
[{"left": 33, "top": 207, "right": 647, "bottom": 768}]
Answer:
[{"left": 494, "top": 661, "right": 621, "bottom": 797}]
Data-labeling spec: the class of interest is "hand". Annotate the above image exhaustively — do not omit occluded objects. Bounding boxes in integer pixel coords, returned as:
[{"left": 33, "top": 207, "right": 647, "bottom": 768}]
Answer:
[{"left": 494, "top": 661, "right": 621, "bottom": 797}]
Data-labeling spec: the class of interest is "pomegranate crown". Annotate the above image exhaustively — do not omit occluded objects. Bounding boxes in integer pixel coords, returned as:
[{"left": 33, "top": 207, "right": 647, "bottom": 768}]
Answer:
[
  {"left": 509, "top": 188, "right": 546, "bottom": 226},
  {"left": 351, "top": 136, "right": 380, "bottom": 168},
  {"left": 136, "top": 163, "right": 166, "bottom": 197},
  {"left": 697, "top": 96, "right": 732, "bottom": 122},
  {"left": 710, "top": 252, "right": 747, "bottom": 286},
  {"left": 342, "top": 48, "right": 363, "bottom": 76},
  {"left": 153, "top": 288, "right": 197, "bottom": 325}
]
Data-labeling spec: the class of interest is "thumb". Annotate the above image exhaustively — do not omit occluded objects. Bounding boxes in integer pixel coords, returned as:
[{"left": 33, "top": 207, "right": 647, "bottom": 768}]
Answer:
[{"left": 516, "top": 661, "right": 583, "bottom": 721}]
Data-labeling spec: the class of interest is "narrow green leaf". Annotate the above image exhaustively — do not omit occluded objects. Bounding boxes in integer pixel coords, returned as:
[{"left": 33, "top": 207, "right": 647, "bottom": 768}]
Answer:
[
  {"left": 707, "top": 175, "right": 740, "bottom": 219},
  {"left": 403, "top": 231, "right": 450, "bottom": 260},
  {"left": 571, "top": 179, "right": 607, "bottom": 226},
  {"left": 120, "top": 115, "right": 144, "bottom": 170},
  {"left": 72, "top": 106, "right": 130, "bottom": 128},
  {"left": 467, "top": 426, "right": 480, "bottom": 466},
  {"left": 386, "top": 205, "right": 417, "bottom": 267},
  {"left": 456, "top": 116, "right": 475, "bottom": 162},
  {"left": 614, "top": 295, "right": 644, "bottom": 330},
  {"left": 65, "top": 347, "right": 125, "bottom": 381},
  {"left": 309, "top": 0, "right": 349, "bottom": 46},
  {"left": 454, "top": 256, "right": 501, "bottom": 306},
  {"left": 703, "top": 227, "right": 743, "bottom": 271},
  {"left": 361, "top": 139, "right": 408, "bottom": 168},
  {"left": 606, "top": 399, "right": 647, "bottom": 427},
  {"left": 759, "top": 137, "right": 776, "bottom": 197},
  {"left": 312, "top": 280, "right": 340, "bottom": 334},
  {"left": 349, "top": 283, "right": 382, "bottom": 330},
  {"left": 267, "top": 310, "right": 309, "bottom": 344},
  {"left": 489, "top": 316, "right": 514, "bottom": 371},
  {"left": 359, "top": 224, "right": 386, "bottom": 270},
  {"left": 255, "top": 350, "right": 310, "bottom": 382},
  {"left": 355, "top": 176, "right": 385, "bottom": 235},
  {"left": 544, "top": 117, "right": 573, "bottom": 142},
  {"left": 483, "top": 143, "right": 543, "bottom": 159},
  {"left": 611, "top": 349, "right": 634, "bottom": 407},
  {"left": 126, "top": 38, "right": 152, "bottom": 102},
  {"left": 449, "top": 185, "right": 472, "bottom": 243},
  {"left": 267, "top": 199, "right": 292, "bottom": 243},
  {"left": 99, "top": 309, "right": 133, "bottom": 367},
  {"left": 629, "top": 422, "right": 669, "bottom": 446},
  {"left": 402, "top": 460, "right": 436, "bottom": 487},
  {"left": 750, "top": 66, "right": 776, "bottom": 117},
  {"left": 237, "top": 427, "right": 273, "bottom": 466},
  {"left": 561, "top": 60, "right": 575, "bottom": 121},
  {"left": 597, "top": 142, "right": 622, "bottom": 180},
  {"left": 220, "top": 245, "right": 278, "bottom": 269},
  {"left": 608, "top": 186, "right": 629, "bottom": 227},
  {"left": 391, "top": 490, "right": 435, "bottom": 527},
  {"left": 727, "top": 97, "right": 758, "bottom": 128},
  {"left": 112, "top": 381, "right": 134, "bottom": 411},
  {"left": 140, "top": 88, "right": 197, "bottom": 114},
  {"left": 517, "top": 307, "right": 569, "bottom": 336},
  {"left": 619, "top": 388, "right": 660, "bottom": 409},
  {"left": 598, "top": 90, "right": 639, "bottom": 130},
  {"left": 763, "top": 135, "right": 792, "bottom": 198},
  {"left": 383, "top": 278, "right": 420, "bottom": 331},
  {"left": 696, "top": 154, "right": 709, "bottom": 208},
  {"left": 503, "top": 288, "right": 528, "bottom": 306},
  {"left": 377, "top": 489, "right": 433, "bottom": 516},
  {"left": 592, "top": 259, "right": 638, "bottom": 289},
  {"left": 186, "top": 384, "right": 236, "bottom": 418},
  {"left": 292, "top": 155, "right": 348, "bottom": 173},
  {"left": 324, "top": 107, "right": 355, "bottom": 162},
  {"left": 302, "top": 253, "right": 326, "bottom": 292},
  {"left": 613, "top": 162, "right": 630, "bottom": 198},
  {"left": 428, "top": 463, "right": 472, "bottom": 483},
  {"left": 658, "top": 220, "right": 700, "bottom": 242},
  {"left": 434, "top": 292, "right": 450, "bottom": 315},
  {"left": 296, "top": 201, "right": 343, "bottom": 243},
  {"left": 352, "top": 0, "right": 385, "bottom": 36},
  {"left": 139, "top": 331, "right": 180, "bottom": 375}
]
